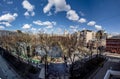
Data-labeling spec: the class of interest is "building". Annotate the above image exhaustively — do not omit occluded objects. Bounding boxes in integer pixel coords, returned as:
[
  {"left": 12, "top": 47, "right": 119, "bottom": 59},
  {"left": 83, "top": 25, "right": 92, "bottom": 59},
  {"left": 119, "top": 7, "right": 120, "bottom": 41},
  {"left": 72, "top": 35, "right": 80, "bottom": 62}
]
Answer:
[
  {"left": 0, "top": 30, "right": 21, "bottom": 36},
  {"left": 80, "top": 30, "right": 96, "bottom": 46},
  {"left": 0, "top": 30, "right": 15, "bottom": 36},
  {"left": 106, "top": 38, "right": 120, "bottom": 53}
]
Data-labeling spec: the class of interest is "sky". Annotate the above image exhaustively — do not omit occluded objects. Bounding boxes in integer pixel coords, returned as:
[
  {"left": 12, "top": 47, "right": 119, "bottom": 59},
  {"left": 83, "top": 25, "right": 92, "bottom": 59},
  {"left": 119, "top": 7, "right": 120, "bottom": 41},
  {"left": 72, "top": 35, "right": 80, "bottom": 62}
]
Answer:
[{"left": 0, "top": 0, "right": 120, "bottom": 34}]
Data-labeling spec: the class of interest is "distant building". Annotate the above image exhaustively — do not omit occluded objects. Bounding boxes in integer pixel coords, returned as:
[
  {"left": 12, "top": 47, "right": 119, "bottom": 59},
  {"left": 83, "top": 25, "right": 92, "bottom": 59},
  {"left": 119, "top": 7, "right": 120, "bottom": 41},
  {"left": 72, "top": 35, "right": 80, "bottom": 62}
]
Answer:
[
  {"left": 106, "top": 38, "right": 120, "bottom": 53},
  {"left": 0, "top": 30, "right": 22, "bottom": 36},
  {"left": 107, "top": 34, "right": 113, "bottom": 38},
  {"left": 0, "top": 30, "right": 16, "bottom": 36},
  {"left": 64, "top": 29, "right": 69, "bottom": 36},
  {"left": 80, "top": 30, "right": 96, "bottom": 46}
]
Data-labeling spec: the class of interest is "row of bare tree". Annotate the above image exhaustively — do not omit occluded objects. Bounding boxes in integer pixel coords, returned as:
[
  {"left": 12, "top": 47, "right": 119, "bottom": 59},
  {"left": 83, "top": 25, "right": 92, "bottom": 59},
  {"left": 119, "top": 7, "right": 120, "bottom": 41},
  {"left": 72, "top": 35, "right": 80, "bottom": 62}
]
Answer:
[{"left": 0, "top": 30, "right": 106, "bottom": 78}]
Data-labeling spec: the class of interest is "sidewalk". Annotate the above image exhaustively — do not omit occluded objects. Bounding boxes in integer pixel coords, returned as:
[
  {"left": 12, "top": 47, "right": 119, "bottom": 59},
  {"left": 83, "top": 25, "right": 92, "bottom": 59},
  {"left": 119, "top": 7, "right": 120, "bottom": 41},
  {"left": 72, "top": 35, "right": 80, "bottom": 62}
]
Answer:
[
  {"left": 0, "top": 55, "right": 22, "bottom": 79},
  {"left": 91, "top": 56, "right": 120, "bottom": 79}
]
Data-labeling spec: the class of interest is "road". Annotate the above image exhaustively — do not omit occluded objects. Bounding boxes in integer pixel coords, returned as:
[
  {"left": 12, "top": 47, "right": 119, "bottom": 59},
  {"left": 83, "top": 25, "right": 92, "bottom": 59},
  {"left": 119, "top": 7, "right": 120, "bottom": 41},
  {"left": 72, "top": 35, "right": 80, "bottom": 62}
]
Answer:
[{"left": 0, "top": 55, "right": 22, "bottom": 79}]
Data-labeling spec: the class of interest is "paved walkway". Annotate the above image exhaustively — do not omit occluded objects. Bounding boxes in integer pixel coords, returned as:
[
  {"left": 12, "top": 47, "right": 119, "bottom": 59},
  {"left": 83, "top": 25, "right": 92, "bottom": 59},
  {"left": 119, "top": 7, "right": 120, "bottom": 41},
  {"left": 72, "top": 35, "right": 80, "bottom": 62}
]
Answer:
[
  {"left": 0, "top": 55, "right": 21, "bottom": 79},
  {"left": 0, "top": 66, "right": 6, "bottom": 79},
  {"left": 91, "top": 54, "right": 120, "bottom": 79}
]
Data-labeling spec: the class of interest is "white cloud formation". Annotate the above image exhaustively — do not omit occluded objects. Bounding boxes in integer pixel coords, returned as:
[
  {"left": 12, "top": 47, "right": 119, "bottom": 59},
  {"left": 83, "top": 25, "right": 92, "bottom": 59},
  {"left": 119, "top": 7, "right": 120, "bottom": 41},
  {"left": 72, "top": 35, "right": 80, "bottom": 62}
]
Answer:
[
  {"left": 46, "top": 25, "right": 53, "bottom": 28},
  {"left": 78, "top": 18, "right": 86, "bottom": 23},
  {"left": 87, "top": 21, "right": 96, "bottom": 26},
  {"left": 0, "top": 26, "right": 5, "bottom": 29},
  {"left": 43, "top": 0, "right": 80, "bottom": 22},
  {"left": 82, "top": 28, "right": 86, "bottom": 30},
  {"left": 95, "top": 25, "right": 102, "bottom": 30},
  {"left": 47, "top": 12, "right": 52, "bottom": 16},
  {"left": 31, "top": 27, "right": 37, "bottom": 31},
  {"left": 31, "top": 12, "right": 35, "bottom": 16},
  {"left": 0, "top": 13, "right": 18, "bottom": 27},
  {"left": 66, "top": 10, "right": 79, "bottom": 21},
  {"left": 22, "top": 0, "right": 34, "bottom": 11},
  {"left": 0, "top": 22, "right": 11, "bottom": 27},
  {"left": 43, "top": 0, "right": 71, "bottom": 13},
  {"left": 51, "top": 21, "right": 56, "bottom": 25},
  {"left": 31, "top": 27, "right": 38, "bottom": 34},
  {"left": 22, "top": 24, "right": 31, "bottom": 29},
  {"left": 70, "top": 25, "right": 78, "bottom": 29},
  {"left": 33, "top": 20, "right": 43, "bottom": 25},
  {"left": 24, "top": 11, "right": 29, "bottom": 16},
  {"left": 22, "top": 0, "right": 35, "bottom": 16},
  {"left": 69, "top": 25, "right": 78, "bottom": 32},
  {"left": 0, "top": 13, "right": 18, "bottom": 22},
  {"left": 43, "top": 21, "right": 52, "bottom": 26},
  {"left": 13, "top": 13, "right": 18, "bottom": 17},
  {"left": 33, "top": 20, "right": 56, "bottom": 29}
]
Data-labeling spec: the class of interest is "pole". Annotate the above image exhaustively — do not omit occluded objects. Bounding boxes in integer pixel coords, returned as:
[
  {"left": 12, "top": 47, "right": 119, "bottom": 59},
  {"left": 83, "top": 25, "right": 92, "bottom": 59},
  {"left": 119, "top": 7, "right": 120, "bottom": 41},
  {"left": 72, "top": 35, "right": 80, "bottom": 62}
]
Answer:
[{"left": 45, "top": 54, "right": 47, "bottom": 79}]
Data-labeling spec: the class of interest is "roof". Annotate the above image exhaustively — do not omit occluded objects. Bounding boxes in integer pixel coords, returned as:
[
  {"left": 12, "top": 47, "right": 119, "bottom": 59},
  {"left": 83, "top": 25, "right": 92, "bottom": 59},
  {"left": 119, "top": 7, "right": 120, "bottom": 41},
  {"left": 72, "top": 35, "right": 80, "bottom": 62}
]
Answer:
[
  {"left": 81, "top": 30, "right": 92, "bottom": 32},
  {"left": 108, "top": 35, "right": 120, "bottom": 39}
]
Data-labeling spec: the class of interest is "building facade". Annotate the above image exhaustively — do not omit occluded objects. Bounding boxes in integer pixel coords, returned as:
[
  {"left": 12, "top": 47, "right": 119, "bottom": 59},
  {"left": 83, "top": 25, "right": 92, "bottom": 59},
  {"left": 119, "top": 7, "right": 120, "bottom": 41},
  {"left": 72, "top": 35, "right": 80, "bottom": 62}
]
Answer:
[
  {"left": 80, "top": 30, "right": 96, "bottom": 47},
  {"left": 106, "top": 38, "right": 120, "bottom": 53}
]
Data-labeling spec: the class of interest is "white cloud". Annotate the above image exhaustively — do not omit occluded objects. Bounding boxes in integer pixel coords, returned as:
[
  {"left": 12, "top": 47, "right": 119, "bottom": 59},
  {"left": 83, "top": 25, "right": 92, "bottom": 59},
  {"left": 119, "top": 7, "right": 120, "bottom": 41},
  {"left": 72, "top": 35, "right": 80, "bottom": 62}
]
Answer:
[
  {"left": 78, "top": 18, "right": 86, "bottom": 23},
  {"left": 38, "top": 28, "right": 42, "bottom": 31},
  {"left": 43, "top": 0, "right": 71, "bottom": 13},
  {"left": 22, "top": 24, "right": 31, "bottom": 29},
  {"left": 33, "top": 20, "right": 56, "bottom": 29},
  {"left": 31, "top": 12, "right": 35, "bottom": 16},
  {"left": 95, "top": 25, "right": 102, "bottom": 30},
  {"left": 70, "top": 25, "right": 78, "bottom": 29},
  {"left": 46, "top": 25, "right": 53, "bottom": 29},
  {"left": 31, "top": 27, "right": 38, "bottom": 34},
  {"left": 0, "top": 22, "right": 11, "bottom": 27},
  {"left": 47, "top": 12, "right": 52, "bottom": 16},
  {"left": 22, "top": 0, "right": 34, "bottom": 11},
  {"left": 0, "top": 13, "right": 18, "bottom": 22},
  {"left": 22, "top": 0, "right": 35, "bottom": 16},
  {"left": 69, "top": 25, "right": 78, "bottom": 32},
  {"left": 24, "top": 11, "right": 29, "bottom": 16},
  {"left": 66, "top": 10, "right": 79, "bottom": 21},
  {"left": 73, "top": 29, "right": 77, "bottom": 32},
  {"left": 0, "top": 13, "right": 18, "bottom": 27},
  {"left": 33, "top": 20, "right": 43, "bottom": 26},
  {"left": 43, "top": 0, "right": 80, "bottom": 22},
  {"left": 43, "top": 21, "right": 52, "bottom": 26},
  {"left": 87, "top": 21, "right": 96, "bottom": 26},
  {"left": 0, "top": 26, "right": 5, "bottom": 29},
  {"left": 52, "top": 21, "right": 56, "bottom": 25},
  {"left": 82, "top": 28, "right": 86, "bottom": 30},
  {"left": 31, "top": 27, "right": 37, "bottom": 31},
  {"left": 13, "top": 13, "right": 18, "bottom": 17}
]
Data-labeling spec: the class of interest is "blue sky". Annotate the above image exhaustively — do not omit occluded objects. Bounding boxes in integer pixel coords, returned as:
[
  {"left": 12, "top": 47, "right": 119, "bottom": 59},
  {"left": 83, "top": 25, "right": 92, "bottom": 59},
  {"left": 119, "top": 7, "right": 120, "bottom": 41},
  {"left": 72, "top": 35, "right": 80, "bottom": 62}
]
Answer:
[{"left": 0, "top": 0, "right": 120, "bottom": 34}]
